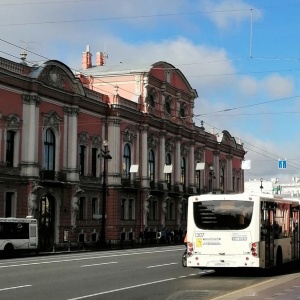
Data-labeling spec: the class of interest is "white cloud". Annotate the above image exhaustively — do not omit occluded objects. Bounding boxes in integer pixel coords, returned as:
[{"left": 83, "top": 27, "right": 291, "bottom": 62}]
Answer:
[
  {"left": 201, "top": 0, "right": 262, "bottom": 30},
  {"left": 262, "top": 74, "right": 294, "bottom": 98},
  {"left": 238, "top": 76, "right": 259, "bottom": 97}
]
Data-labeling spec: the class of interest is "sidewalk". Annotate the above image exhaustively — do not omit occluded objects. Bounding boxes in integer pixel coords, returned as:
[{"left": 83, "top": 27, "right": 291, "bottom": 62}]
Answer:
[{"left": 211, "top": 272, "right": 300, "bottom": 300}]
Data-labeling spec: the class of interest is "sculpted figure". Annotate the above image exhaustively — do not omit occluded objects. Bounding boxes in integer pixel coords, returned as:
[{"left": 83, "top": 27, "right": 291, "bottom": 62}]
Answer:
[
  {"left": 143, "top": 194, "right": 153, "bottom": 226},
  {"left": 71, "top": 186, "right": 84, "bottom": 228},
  {"left": 28, "top": 182, "right": 43, "bottom": 217}
]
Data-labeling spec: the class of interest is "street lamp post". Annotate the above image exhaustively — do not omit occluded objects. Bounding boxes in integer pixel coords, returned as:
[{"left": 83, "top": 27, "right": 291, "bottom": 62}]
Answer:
[
  {"left": 260, "top": 178, "right": 264, "bottom": 193},
  {"left": 100, "top": 140, "right": 112, "bottom": 247}
]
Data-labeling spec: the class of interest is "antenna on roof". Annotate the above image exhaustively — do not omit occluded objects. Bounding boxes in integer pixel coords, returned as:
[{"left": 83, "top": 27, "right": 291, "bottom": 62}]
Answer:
[
  {"left": 19, "top": 40, "right": 38, "bottom": 65},
  {"left": 249, "top": 9, "right": 253, "bottom": 58}
]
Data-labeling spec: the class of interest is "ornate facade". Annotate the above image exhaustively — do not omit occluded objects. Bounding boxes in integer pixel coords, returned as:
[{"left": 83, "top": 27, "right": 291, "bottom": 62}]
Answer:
[{"left": 0, "top": 51, "right": 246, "bottom": 250}]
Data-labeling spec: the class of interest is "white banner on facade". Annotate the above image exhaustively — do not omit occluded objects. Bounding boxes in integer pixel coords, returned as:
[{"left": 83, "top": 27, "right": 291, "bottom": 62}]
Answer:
[{"left": 242, "top": 160, "right": 251, "bottom": 169}]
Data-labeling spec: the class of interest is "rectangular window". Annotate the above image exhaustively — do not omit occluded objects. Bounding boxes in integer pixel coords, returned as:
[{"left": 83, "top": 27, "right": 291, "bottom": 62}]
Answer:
[
  {"left": 121, "top": 199, "right": 126, "bottom": 220},
  {"left": 91, "top": 148, "right": 97, "bottom": 177},
  {"left": 79, "top": 145, "right": 86, "bottom": 176},
  {"left": 6, "top": 131, "right": 15, "bottom": 167},
  {"left": 79, "top": 197, "right": 85, "bottom": 220},
  {"left": 128, "top": 199, "right": 134, "bottom": 220},
  {"left": 151, "top": 200, "right": 158, "bottom": 221},
  {"left": 5, "top": 192, "right": 14, "bottom": 218},
  {"left": 92, "top": 198, "right": 98, "bottom": 219}
]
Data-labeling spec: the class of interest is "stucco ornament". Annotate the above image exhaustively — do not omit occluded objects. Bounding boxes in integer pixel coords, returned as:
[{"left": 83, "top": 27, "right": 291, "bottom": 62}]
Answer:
[
  {"left": 143, "top": 193, "right": 153, "bottom": 226},
  {"left": 28, "top": 182, "right": 43, "bottom": 217},
  {"left": 71, "top": 186, "right": 84, "bottom": 229}
]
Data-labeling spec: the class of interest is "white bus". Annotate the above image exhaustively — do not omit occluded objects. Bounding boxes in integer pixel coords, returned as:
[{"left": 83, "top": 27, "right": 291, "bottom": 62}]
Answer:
[
  {"left": 0, "top": 217, "right": 38, "bottom": 257},
  {"left": 186, "top": 193, "right": 300, "bottom": 270}
]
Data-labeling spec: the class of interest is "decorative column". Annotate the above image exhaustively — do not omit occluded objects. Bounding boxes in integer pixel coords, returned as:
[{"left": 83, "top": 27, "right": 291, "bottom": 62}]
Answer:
[
  {"left": 107, "top": 117, "right": 121, "bottom": 185},
  {"left": 175, "top": 136, "right": 181, "bottom": 186},
  {"left": 64, "top": 106, "right": 79, "bottom": 182},
  {"left": 159, "top": 131, "right": 166, "bottom": 182},
  {"left": 226, "top": 154, "right": 233, "bottom": 192},
  {"left": 213, "top": 150, "right": 220, "bottom": 190},
  {"left": 21, "top": 94, "right": 40, "bottom": 177},
  {"left": 142, "top": 76, "right": 149, "bottom": 113},
  {"left": 141, "top": 125, "right": 149, "bottom": 188},
  {"left": 160, "top": 84, "right": 166, "bottom": 118},
  {"left": 189, "top": 141, "right": 195, "bottom": 188}
]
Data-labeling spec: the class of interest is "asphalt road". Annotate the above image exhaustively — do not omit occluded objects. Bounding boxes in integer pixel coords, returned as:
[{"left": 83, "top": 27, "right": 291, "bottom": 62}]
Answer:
[{"left": 0, "top": 246, "right": 299, "bottom": 300}]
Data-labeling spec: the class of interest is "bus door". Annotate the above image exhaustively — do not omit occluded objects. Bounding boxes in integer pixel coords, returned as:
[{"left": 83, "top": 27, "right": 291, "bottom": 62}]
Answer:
[
  {"left": 29, "top": 223, "right": 38, "bottom": 249},
  {"left": 262, "top": 202, "right": 275, "bottom": 267}
]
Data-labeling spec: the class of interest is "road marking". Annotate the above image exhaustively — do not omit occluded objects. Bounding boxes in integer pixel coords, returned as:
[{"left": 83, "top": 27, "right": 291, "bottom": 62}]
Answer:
[
  {"left": 147, "top": 262, "right": 178, "bottom": 268},
  {"left": 67, "top": 278, "right": 177, "bottom": 300},
  {"left": 0, "top": 247, "right": 184, "bottom": 269},
  {"left": 67, "top": 271, "right": 211, "bottom": 300},
  {"left": 81, "top": 262, "right": 117, "bottom": 267},
  {"left": 0, "top": 285, "right": 32, "bottom": 292}
]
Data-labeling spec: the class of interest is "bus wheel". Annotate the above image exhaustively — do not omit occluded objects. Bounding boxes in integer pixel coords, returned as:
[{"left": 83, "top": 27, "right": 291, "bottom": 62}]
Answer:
[{"left": 3, "top": 244, "right": 14, "bottom": 258}]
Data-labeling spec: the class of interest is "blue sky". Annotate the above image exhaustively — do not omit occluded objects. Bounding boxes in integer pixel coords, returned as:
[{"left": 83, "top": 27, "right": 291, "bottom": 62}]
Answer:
[{"left": 1, "top": 0, "right": 300, "bottom": 183}]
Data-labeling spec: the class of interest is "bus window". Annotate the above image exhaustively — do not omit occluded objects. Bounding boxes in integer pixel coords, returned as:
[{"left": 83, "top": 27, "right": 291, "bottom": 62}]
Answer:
[{"left": 193, "top": 200, "right": 253, "bottom": 230}]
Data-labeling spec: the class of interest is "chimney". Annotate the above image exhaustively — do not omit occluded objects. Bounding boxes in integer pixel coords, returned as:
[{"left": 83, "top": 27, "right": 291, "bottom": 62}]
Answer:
[
  {"left": 96, "top": 52, "right": 104, "bottom": 66},
  {"left": 82, "top": 45, "right": 92, "bottom": 69}
]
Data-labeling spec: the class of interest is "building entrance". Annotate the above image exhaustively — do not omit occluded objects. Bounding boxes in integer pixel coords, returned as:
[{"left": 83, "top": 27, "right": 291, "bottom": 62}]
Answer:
[{"left": 39, "top": 194, "right": 56, "bottom": 251}]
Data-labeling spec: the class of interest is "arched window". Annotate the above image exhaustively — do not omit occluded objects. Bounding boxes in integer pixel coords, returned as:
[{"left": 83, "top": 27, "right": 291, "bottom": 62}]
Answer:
[
  {"left": 43, "top": 129, "right": 55, "bottom": 171},
  {"left": 148, "top": 150, "right": 155, "bottom": 189},
  {"left": 6, "top": 131, "right": 15, "bottom": 167},
  {"left": 123, "top": 144, "right": 131, "bottom": 179},
  {"left": 180, "top": 157, "right": 186, "bottom": 191},
  {"left": 165, "top": 153, "right": 172, "bottom": 190}
]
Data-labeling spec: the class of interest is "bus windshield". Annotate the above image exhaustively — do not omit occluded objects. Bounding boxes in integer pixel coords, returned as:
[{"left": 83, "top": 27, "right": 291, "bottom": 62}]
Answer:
[{"left": 193, "top": 200, "right": 253, "bottom": 230}]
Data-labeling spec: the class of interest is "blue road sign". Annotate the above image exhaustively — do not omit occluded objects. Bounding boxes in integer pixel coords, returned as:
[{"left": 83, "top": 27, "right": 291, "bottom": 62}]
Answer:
[{"left": 278, "top": 160, "right": 287, "bottom": 169}]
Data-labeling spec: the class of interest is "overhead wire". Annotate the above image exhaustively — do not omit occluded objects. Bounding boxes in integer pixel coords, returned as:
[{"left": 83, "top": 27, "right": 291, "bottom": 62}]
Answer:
[
  {"left": 1, "top": 3, "right": 300, "bottom": 179},
  {"left": 198, "top": 119, "right": 300, "bottom": 175},
  {"left": 1, "top": 36, "right": 300, "bottom": 177}
]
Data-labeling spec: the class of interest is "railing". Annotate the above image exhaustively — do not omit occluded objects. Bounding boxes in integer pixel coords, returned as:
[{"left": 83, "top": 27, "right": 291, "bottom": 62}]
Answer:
[
  {"left": 0, "top": 57, "right": 27, "bottom": 74},
  {"left": 40, "top": 170, "right": 55, "bottom": 180}
]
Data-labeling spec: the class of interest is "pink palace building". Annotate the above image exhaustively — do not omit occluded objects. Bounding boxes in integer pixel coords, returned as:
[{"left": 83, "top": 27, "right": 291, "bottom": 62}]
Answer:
[{"left": 0, "top": 46, "right": 246, "bottom": 250}]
